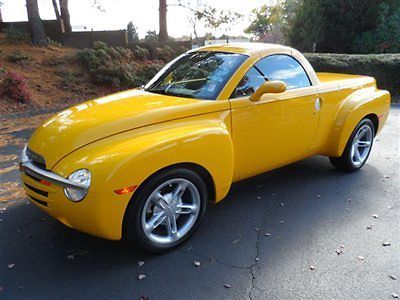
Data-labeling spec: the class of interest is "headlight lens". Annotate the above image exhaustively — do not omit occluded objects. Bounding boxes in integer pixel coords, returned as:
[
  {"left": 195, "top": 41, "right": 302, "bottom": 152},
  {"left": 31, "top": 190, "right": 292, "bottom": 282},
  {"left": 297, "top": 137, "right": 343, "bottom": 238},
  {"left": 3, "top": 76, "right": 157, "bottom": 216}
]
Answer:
[{"left": 64, "top": 169, "right": 91, "bottom": 202}]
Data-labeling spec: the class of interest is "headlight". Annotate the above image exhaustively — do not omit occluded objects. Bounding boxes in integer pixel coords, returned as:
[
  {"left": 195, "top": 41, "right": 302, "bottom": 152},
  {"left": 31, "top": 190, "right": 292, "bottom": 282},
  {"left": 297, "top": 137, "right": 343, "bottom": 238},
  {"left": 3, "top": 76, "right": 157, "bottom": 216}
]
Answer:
[
  {"left": 21, "top": 144, "right": 28, "bottom": 162},
  {"left": 64, "top": 169, "right": 91, "bottom": 202}
]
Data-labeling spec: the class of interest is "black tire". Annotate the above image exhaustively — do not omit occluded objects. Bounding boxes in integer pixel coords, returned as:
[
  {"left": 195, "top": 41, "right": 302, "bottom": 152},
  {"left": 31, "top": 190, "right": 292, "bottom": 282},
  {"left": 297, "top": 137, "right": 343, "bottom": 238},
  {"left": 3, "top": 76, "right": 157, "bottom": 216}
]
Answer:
[
  {"left": 329, "top": 118, "right": 375, "bottom": 172},
  {"left": 123, "top": 168, "right": 208, "bottom": 253}
]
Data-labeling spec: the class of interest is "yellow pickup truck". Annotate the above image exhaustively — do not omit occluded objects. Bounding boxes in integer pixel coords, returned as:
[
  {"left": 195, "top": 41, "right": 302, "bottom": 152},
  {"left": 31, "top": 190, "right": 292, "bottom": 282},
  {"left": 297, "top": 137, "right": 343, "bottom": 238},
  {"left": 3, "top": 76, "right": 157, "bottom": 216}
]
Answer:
[{"left": 20, "top": 43, "right": 391, "bottom": 252}]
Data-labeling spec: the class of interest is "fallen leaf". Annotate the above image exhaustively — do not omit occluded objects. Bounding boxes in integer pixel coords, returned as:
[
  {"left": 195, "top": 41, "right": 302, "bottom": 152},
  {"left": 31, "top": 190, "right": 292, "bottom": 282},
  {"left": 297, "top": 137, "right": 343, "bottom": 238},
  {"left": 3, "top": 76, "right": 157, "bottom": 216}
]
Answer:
[
  {"left": 194, "top": 261, "right": 201, "bottom": 267},
  {"left": 256, "top": 196, "right": 262, "bottom": 200},
  {"left": 336, "top": 249, "right": 344, "bottom": 255},
  {"left": 316, "top": 194, "right": 321, "bottom": 198},
  {"left": 7, "top": 264, "right": 15, "bottom": 269},
  {"left": 254, "top": 227, "right": 259, "bottom": 232},
  {"left": 372, "top": 214, "right": 378, "bottom": 219},
  {"left": 310, "top": 265, "right": 315, "bottom": 270},
  {"left": 389, "top": 275, "right": 397, "bottom": 280},
  {"left": 67, "top": 255, "right": 74, "bottom": 260},
  {"left": 280, "top": 202, "right": 284, "bottom": 206},
  {"left": 382, "top": 241, "right": 391, "bottom": 247},
  {"left": 387, "top": 205, "right": 393, "bottom": 209},
  {"left": 357, "top": 256, "right": 365, "bottom": 261},
  {"left": 265, "top": 233, "right": 271, "bottom": 237},
  {"left": 224, "top": 284, "right": 231, "bottom": 288},
  {"left": 138, "top": 274, "right": 146, "bottom": 280},
  {"left": 255, "top": 257, "right": 259, "bottom": 262},
  {"left": 366, "top": 225, "right": 372, "bottom": 230},
  {"left": 280, "top": 220, "right": 284, "bottom": 224},
  {"left": 137, "top": 261, "right": 145, "bottom": 266},
  {"left": 271, "top": 193, "right": 276, "bottom": 196},
  {"left": 139, "top": 296, "right": 149, "bottom": 300},
  {"left": 392, "top": 293, "right": 399, "bottom": 299}
]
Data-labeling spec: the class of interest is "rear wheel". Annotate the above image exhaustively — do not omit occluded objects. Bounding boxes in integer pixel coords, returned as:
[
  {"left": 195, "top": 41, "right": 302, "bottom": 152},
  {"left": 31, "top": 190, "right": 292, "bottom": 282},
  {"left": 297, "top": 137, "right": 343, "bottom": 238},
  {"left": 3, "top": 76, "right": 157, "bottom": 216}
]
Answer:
[
  {"left": 123, "top": 168, "right": 208, "bottom": 253},
  {"left": 329, "top": 118, "right": 375, "bottom": 172}
]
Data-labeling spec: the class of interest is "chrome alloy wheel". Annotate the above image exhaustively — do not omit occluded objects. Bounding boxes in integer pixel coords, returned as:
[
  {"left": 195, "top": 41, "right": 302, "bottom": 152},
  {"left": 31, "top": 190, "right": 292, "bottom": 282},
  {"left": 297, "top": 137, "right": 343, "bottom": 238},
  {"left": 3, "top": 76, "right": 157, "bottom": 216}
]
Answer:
[
  {"left": 141, "top": 178, "right": 201, "bottom": 245},
  {"left": 351, "top": 124, "right": 373, "bottom": 167}
]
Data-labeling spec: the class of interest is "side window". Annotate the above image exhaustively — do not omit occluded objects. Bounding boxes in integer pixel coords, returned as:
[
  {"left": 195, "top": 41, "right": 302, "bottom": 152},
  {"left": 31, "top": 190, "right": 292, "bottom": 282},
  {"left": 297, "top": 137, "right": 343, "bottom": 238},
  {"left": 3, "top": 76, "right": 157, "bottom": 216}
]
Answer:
[
  {"left": 255, "top": 55, "right": 311, "bottom": 89},
  {"left": 231, "top": 67, "right": 265, "bottom": 98}
]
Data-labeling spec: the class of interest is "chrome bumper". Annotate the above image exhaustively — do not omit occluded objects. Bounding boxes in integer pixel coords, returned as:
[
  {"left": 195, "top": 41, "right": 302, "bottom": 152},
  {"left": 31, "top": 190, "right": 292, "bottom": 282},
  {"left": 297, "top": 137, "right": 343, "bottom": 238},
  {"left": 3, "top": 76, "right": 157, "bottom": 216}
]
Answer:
[{"left": 19, "top": 146, "right": 86, "bottom": 190}]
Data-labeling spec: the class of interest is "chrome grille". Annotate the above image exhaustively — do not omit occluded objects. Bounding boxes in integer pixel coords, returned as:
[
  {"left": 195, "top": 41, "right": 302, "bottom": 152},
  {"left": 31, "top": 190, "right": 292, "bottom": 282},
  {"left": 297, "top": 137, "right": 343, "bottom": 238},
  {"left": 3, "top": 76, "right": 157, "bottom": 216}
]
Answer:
[{"left": 26, "top": 147, "right": 46, "bottom": 169}]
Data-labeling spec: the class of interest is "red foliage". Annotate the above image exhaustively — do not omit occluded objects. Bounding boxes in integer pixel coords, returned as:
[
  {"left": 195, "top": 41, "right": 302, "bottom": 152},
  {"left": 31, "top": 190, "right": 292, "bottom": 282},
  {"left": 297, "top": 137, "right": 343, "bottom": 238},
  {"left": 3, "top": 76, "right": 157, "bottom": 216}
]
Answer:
[{"left": 0, "top": 71, "right": 31, "bottom": 103}]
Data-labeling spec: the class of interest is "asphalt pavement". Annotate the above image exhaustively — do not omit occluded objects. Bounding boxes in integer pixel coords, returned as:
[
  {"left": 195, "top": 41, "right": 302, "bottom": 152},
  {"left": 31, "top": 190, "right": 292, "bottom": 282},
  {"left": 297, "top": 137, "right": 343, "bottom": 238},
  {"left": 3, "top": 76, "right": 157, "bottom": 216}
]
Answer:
[{"left": 0, "top": 106, "right": 399, "bottom": 299}]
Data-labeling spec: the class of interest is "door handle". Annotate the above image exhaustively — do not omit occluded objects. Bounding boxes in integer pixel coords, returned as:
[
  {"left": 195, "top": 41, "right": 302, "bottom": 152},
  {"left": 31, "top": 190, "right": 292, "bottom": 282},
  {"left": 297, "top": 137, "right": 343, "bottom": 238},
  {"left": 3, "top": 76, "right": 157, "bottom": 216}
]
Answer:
[{"left": 314, "top": 98, "right": 322, "bottom": 112}]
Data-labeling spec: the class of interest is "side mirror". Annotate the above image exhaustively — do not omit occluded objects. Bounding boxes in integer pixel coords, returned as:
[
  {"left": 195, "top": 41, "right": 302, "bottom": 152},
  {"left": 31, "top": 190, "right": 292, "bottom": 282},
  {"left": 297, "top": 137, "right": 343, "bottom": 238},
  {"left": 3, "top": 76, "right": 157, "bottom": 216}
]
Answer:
[{"left": 249, "top": 80, "right": 287, "bottom": 102}]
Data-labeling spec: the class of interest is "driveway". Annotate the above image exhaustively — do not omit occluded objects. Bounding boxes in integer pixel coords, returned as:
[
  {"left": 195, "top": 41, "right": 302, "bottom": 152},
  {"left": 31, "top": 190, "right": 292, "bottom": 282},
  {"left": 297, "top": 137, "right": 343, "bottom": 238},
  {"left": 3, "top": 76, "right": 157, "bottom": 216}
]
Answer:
[{"left": 1, "top": 106, "right": 399, "bottom": 299}]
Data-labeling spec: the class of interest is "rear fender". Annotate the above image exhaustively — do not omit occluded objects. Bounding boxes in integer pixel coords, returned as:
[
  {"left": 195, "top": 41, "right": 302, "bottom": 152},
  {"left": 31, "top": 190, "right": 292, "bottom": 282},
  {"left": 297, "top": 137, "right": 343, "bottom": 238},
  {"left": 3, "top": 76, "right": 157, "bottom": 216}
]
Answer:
[{"left": 324, "top": 87, "right": 390, "bottom": 157}]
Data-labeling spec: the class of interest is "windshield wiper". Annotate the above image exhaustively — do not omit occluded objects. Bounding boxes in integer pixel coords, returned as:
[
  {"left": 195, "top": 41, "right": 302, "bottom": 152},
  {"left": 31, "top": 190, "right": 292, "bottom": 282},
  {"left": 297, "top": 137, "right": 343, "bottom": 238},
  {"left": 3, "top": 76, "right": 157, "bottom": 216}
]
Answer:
[{"left": 146, "top": 88, "right": 194, "bottom": 99}]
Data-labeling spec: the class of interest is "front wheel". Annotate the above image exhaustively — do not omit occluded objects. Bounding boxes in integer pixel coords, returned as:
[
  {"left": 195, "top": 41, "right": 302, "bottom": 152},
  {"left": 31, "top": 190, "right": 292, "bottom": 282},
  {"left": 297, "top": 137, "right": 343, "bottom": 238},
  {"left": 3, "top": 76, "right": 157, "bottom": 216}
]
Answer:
[
  {"left": 123, "top": 168, "right": 208, "bottom": 253},
  {"left": 329, "top": 118, "right": 375, "bottom": 172}
]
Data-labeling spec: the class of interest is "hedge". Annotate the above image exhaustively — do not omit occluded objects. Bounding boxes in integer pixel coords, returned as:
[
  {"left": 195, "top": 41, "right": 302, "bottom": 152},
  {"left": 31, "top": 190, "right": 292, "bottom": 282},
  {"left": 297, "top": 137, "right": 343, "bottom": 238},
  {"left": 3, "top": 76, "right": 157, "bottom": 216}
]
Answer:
[{"left": 305, "top": 53, "right": 400, "bottom": 98}]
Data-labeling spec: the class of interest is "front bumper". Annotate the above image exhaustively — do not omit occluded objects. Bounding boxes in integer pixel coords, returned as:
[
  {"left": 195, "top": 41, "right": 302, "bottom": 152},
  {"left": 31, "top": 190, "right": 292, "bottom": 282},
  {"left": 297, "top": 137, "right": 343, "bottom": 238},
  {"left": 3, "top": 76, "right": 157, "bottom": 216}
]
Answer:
[{"left": 19, "top": 146, "right": 126, "bottom": 240}]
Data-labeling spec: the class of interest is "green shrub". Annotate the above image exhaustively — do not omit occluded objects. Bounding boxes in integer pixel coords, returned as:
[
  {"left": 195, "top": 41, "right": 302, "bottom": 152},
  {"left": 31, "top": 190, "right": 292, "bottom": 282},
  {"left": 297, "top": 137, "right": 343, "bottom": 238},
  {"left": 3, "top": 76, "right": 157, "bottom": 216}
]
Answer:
[
  {"left": 4, "top": 26, "right": 30, "bottom": 43},
  {"left": 7, "top": 50, "right": 31, "bottom": 63},
  {"left": 77, "top": 41, "right": 157, "bottom": 88},
  {"left": 305, "top": 53, "right": 400, "bottom": 97},
  {"left": 136, "top": 63, "right": 163, "bottom": 83},
  {"left": 133, "top": 46, "right": 150, "bottom": 60}
]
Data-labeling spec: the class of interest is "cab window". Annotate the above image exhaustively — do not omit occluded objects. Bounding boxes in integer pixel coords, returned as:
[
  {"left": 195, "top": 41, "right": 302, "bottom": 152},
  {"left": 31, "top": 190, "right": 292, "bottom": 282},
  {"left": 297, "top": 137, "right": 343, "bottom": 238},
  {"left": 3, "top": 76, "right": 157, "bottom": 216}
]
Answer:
[
  {"left": 231, "top": 67, "right": 266, "bottom": 98},
  {"left": 255, "top": 54, "right": 311, "bottom": 89}
]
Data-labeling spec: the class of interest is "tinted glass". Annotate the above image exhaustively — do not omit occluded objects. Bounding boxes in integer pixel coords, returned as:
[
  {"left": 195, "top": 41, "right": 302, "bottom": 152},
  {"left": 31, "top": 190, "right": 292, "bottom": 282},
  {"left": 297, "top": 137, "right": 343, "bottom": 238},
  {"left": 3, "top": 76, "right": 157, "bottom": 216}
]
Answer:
[
  {"left": 255, "top": 55, "right": 311, "bottom": 89},
  {"left": 231, "top": 67, "right": 266, "bottom": 98},
  {"left": 145, "top": 51, "right": 247, "bottom": 100}
]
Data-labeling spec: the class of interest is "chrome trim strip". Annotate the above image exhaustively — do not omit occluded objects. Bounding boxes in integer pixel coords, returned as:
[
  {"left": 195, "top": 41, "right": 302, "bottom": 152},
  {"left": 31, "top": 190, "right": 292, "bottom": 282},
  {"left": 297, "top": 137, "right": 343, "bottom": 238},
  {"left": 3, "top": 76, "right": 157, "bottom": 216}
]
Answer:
[
  {"left": 20, "top": 161, "right": 86, "bottom": 190},
  {"left": 20, "top": 146, "right": 86, "bottom": 190}
]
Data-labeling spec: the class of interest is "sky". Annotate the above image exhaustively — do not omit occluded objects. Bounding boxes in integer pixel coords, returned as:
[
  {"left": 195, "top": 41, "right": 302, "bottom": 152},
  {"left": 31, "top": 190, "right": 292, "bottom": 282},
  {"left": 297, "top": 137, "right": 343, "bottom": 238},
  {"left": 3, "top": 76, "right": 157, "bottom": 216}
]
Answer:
[{"left": 1, "top": 0, "right": 272, "bottom": 38}]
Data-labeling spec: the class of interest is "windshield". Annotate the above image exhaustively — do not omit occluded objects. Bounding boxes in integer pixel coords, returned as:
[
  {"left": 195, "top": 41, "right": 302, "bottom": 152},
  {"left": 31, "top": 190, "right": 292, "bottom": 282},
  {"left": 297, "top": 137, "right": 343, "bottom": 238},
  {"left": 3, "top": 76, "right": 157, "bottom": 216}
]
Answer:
[{"left": 145, "top": 51, "right": 248, "bottom": 100}]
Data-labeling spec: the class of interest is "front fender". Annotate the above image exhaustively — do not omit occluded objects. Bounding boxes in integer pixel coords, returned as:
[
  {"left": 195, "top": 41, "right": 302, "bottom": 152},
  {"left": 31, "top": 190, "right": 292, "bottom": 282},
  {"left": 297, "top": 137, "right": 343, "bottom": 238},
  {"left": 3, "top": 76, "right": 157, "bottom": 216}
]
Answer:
[
  {"left": 52, "top": 111, "right": 233, "bottom": 239},
  {"left": 325, "top": 87, "right": 390, "bottom": 157}
]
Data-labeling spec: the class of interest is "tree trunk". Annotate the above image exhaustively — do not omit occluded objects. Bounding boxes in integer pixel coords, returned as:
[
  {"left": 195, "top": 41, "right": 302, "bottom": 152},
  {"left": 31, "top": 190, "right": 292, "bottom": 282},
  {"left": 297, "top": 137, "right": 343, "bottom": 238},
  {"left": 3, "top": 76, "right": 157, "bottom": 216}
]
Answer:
[
  {"left": 158, "top": 0, "right": 168, "bottom": 43},
  {"left": 59, "top": 0, "right": 71, "bottom": 33},
  {"left": 26, "top": 0, "right": 48, "bottom": 46},
  {"left": 51, "top": 0, "right": 64, "bottom": 32}
]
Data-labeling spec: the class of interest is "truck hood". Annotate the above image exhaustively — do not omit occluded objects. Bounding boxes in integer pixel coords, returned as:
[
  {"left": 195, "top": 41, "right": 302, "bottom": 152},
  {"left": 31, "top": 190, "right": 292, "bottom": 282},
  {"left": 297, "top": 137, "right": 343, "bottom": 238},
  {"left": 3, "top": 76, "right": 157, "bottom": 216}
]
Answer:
[{"left": 28, "top": 89, "right": 227, "bottom": 169}]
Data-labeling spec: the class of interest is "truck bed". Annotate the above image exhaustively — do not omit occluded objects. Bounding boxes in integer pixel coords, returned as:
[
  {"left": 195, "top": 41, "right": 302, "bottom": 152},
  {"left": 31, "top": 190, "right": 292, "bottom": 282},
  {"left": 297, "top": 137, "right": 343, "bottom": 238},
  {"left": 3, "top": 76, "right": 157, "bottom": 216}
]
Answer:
[{"left": 316, "top": 72, "right": 376, "bottom": 89}]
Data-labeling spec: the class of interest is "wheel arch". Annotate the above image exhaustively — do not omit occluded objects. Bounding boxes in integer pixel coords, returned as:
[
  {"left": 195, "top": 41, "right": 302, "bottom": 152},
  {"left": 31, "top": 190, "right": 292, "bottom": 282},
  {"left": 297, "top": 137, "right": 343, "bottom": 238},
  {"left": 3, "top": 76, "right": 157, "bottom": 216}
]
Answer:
[{"left": 323, "top": 88, "right": 390, "bottom": 157}]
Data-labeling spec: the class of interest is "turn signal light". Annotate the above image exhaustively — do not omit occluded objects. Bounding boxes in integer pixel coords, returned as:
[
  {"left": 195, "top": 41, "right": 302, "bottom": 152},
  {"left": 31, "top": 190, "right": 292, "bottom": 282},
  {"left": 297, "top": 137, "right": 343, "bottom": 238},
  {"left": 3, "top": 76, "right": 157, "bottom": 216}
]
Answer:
[
  {"left": 40, "top": 179, "right": 52, "bottom": 186},
  {"left": 114, "top": 185, "right": 137, "bottom": 195}
]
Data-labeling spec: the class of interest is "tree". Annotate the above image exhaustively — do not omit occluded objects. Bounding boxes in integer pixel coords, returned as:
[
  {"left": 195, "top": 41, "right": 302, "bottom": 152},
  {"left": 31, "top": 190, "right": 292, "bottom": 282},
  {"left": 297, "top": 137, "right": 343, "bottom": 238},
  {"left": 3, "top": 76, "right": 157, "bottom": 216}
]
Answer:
[
  {"left": 0, "top": 1, "right": 3, "bottom": 23},
  {"left": 158, "top": 0, "right": 168, "bottom": 42},
  {"left": 195, "top": 6, "right": 243, "bottom": 42},
  {"left": 353, "top": 2, "right": 400, "bottom": 53},
  {"left": 286, "top": 0, "right": 400, "bottom": 53},
  {"left": 245, "top": 2, "right": 288, "bottom": 43},
  {"left": 26, "top": 0, "right": 49, "bottom": 45},
  {"left": 286, "top": 0, "right": 325, "bottom": 52},
  {"left": 127, "top": 21, "right": 139, "bottom": 44},
  {"left": 145, "top": 30, "right": 158, "bottom": 41},
  {"left": 59, "top": 0, "right": 71, "bottom": 33},
  {"left": 51, "top": 0, "right": 64, "bottom": 32}
]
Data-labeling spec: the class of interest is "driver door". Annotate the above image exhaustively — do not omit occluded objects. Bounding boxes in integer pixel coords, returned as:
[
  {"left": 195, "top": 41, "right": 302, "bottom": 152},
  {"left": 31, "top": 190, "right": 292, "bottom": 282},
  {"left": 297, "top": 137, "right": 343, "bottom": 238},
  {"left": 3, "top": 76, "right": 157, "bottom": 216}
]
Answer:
[{"left": 229, "top": 54, "right": 319, "bottom": 180}]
